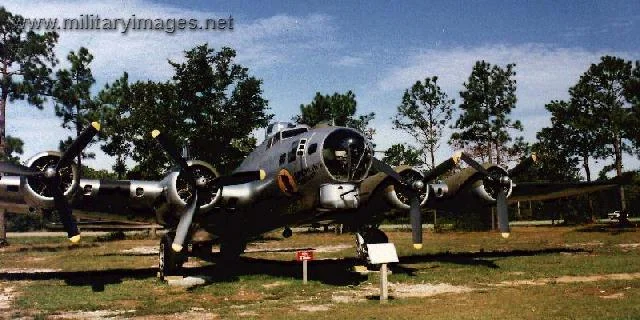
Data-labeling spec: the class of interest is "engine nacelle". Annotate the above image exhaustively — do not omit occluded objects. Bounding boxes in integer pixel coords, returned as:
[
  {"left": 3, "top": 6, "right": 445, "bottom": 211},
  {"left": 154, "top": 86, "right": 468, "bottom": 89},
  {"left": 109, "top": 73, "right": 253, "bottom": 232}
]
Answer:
[
  {"left": 383, "top": 168, "right": 429, "bottom": 210},
  {"left": 470, "top": 167, "right": 513, "bottom": 203},
  {"left": 23, "top": 151, "right": 79, "bottom": 209},
  {"left": 160, "top": 160, "right": 221, "bottom": 213},
  {"left": 429, "top": 182, "right": 449, "bottom": 198}
]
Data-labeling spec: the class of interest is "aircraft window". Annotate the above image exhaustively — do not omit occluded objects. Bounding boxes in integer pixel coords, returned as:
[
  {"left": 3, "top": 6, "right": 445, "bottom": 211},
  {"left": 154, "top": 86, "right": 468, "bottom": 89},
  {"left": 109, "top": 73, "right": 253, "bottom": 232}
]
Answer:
[
  {"left": 307, "top": 143, "right": 318, "bottom": 155},
  {"left": 288, "top": 140, "right": 298, "bottom": 163},
  {"left": 279, "top": 153, "right": 286, "bottom": 165},
  {"left": 297, "top": 139, "right": 307, "bottom": 156},
  {"left": 266, "top": 137, "right": 273, "bottom": 149},
  {"left": 281, "top": 128, "right": 308, "bottom": 139},
  {"left": 272, "top": 133, "right": 281, "bottom": 145}
]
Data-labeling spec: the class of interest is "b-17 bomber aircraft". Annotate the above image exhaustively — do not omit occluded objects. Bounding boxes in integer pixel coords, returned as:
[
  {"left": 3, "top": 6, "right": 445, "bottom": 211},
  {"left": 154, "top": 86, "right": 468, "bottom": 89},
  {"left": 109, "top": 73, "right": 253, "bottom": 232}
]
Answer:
[{"left": 0, "top": 121, "right": 624, "bottom": 278}]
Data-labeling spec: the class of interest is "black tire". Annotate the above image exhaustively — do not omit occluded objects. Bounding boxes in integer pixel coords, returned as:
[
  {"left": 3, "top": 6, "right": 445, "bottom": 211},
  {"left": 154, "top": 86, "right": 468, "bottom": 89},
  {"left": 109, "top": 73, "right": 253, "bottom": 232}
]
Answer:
[
  {"left": 361, "top": 228, "right": 388, "bottom": 271},
  {"left": 363, "top": 228, "right": 389, "bottom": 244},
  {"left": 159, "top": 234, "right": 186, "bottom": 280},
  {"left": 219, "top": 237, "right": 246, "bottom": 263}
]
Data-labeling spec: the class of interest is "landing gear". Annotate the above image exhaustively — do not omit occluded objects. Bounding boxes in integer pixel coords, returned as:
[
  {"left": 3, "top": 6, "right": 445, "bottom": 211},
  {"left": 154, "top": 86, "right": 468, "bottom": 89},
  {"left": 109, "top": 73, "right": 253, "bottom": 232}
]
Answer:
[
  {"left": 219, "top": 237, "right": 246, "bottom": 263},
  {"left": 355, "top": 227, "right": 389, "bottom": 262},
  {"left": 159, "top": 234, "right": 187, "bottom": 280}
]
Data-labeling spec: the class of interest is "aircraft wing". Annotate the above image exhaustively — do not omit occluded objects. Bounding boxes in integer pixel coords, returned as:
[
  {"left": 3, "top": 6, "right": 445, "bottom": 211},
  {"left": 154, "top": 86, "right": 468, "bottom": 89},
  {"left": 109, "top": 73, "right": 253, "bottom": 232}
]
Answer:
[{"left": 509, "top": 180, "right": 624, "bottom": 203}]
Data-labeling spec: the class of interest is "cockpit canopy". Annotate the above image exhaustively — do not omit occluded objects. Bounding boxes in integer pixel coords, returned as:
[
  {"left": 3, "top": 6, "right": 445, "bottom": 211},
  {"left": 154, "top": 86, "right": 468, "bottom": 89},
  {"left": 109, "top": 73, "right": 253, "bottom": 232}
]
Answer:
[
  {"left": 322, "top": 129, "right": 372, "bottom": 181},
  {"left": 266, "top": 122, "right": 309, "bottom": 140}
]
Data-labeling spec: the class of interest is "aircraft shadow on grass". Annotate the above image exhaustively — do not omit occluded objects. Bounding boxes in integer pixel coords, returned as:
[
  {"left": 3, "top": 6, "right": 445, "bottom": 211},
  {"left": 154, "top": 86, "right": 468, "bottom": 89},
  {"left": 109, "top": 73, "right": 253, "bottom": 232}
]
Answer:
[{"left": 0, "top": 247, "right": 588, "bottom": 292}]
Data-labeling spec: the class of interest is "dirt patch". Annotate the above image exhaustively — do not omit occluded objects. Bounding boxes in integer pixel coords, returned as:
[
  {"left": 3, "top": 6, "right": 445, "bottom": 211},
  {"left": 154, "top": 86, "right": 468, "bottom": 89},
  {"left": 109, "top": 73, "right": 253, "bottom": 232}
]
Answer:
[
  {"left": 491, "top": 272, "right": 640, "bottom": 287},
  {"left": 0, "top": 268, "right": 61, "bottom": 273},
  {"left": 332, "top": 282, "right": 474, "bottom": 302},
  {"left": 0, "top": 286, "right": 15, "bottom": 310},
  {"left": 297, "top": 304, "right": 332, "bottom": 312},
  {"left": 617, "top": 243, "right": 640, "bottom": 249},
  {"left": 49, "top": 309, "right": 135, "bottom": 319},
  {"left": 131, "top": 308, "right": 219, "bottom": 320},
  {"left": 564, "top": 241, "right": 603, "bottom": 248},
  {"left": 600, "top": 292, "right": 625, "bottom": 299},
  {"left": 392, "top": 283, "right": 474, "bottom": 297},
  {"left": 244, "top": 243, "right": 352, "bottom": 254},
  {"left": 262, "top": 281, "right": 289, "bottom": 289},
  {"left": 121, "top": 246, "right": 158, "bottom": 255}
]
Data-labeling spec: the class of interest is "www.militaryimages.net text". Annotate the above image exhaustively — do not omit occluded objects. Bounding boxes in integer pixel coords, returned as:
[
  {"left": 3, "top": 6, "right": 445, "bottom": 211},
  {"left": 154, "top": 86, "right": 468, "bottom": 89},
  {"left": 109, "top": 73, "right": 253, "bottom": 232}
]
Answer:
[{"left": 20, "top": 14, "right": 234, "bottom": 34}]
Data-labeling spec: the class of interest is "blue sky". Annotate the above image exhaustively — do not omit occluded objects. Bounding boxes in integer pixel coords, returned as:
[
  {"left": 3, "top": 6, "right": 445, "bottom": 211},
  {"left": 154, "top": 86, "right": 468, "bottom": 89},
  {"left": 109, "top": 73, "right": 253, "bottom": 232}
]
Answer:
[{"left": 3, "top": 0, "right": 640, "bottom": 177}]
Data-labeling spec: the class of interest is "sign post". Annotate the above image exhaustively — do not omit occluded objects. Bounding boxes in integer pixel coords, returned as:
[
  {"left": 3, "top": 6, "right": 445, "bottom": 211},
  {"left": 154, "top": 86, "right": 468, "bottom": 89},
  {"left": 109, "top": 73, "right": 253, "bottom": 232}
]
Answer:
[
  {"left": 296, "top": 250, "right": 314, "bottom": 284},
  {"left": 366, "top": 243, "right": 399, "bottom": 302}
]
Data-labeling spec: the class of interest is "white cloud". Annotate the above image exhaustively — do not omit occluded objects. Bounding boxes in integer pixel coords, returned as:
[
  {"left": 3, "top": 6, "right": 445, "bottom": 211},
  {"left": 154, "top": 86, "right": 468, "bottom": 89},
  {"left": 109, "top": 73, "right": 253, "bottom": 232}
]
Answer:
[
  {"left": 1, "top": 1, "right": 338, "bottom": 169},
  {"left": 332, "top": 55, "right": 366, "bottom": 67},
  {"left": 370, "top": 44, "right": 640, "bottom": 175}
]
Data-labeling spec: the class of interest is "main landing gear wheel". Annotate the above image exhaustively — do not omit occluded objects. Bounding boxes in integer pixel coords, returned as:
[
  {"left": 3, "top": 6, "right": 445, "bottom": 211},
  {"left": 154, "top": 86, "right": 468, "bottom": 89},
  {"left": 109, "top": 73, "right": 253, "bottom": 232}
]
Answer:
[
  {"left": 219, "top": 237, "right": 246, "bottom": 264},
  {"left": 159, "top": 234, "right": 187, "bottom": 280}
]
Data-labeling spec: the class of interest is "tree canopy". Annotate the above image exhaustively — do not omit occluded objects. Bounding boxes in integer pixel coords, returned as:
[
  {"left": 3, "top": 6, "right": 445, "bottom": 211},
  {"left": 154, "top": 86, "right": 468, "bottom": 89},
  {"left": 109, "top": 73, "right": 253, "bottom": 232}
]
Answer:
[
  {"left": 0, "top": 7, "right": 58, "bottom": 157},
  {"left": 382, "top": 143, "right": 424, "bottom": 167},
  {"left": 98, "top": 44, "right": 272, "bottom": 178},
  {"left": 393, "top": 76, "right": 454, "bottom": 169},
  {"left": 450, "top": 61, "right": 524, "bottom": 165},
  {"left": 52, "top": 47, "right": 98, "bottom": 167},
  {"left": 294, "top": 90, "right": 375, "bottom": 138}
]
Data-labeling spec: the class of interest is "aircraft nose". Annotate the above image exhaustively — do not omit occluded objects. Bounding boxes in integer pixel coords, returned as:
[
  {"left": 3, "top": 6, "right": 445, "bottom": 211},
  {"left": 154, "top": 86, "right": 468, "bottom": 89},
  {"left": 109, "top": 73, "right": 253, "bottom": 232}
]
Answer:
[{"left": 322, "top": 129, "right": 372, "bottom": 181}]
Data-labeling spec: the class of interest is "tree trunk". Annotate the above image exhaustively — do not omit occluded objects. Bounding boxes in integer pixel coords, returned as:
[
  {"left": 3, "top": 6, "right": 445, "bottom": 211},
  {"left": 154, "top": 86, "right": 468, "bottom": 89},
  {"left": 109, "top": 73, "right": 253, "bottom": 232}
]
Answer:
[
  {"left": 429, "top": 146, "right": 435, "bottom": 170},
  {"left": 0, "top": 91, "right": 7, "bottom": 158},
  {"left": 613, "top": 135, "right": 623, "bottom": 176},
  {"left": 582, "top": 155, "right": 591, "bottom": 182},
  {"left": 0, "top": 208, "right": 6, "bottom": 246}
]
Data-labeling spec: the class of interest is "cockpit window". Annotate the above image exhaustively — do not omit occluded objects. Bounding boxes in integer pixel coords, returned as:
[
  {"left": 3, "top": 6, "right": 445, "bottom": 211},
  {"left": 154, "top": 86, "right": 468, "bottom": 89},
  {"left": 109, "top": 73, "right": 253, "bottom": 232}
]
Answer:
[
  {"left": 322, "top": 129, "right": 372, "bottom": 181},
  {"left": 281, "top": 128, "right": 308, "bottom": 139}
]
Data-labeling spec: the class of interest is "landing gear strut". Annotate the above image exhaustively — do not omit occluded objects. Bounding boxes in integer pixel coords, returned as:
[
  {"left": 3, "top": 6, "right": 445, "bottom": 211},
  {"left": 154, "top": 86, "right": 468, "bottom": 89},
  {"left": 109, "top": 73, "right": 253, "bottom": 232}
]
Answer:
[{"left": 159, "top": 233, "right": 187, "bottom": 280}]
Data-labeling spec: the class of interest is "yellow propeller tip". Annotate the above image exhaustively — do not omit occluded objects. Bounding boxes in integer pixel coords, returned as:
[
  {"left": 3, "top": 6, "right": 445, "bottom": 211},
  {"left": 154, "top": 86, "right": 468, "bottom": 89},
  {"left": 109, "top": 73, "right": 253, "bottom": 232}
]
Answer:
[
  {"left": 413, "top": 243, "right": 423, "bottom": 250},
  {"left": 501, "top": 232, "right": 510, "bottom": 239},
  {"left": 259, "top": 169, "right": 267, "bottom": 180},
  {"left": 69, "top": 235, "right": 81, "bottom": 243},
  {"left": 171, "top": 243, "right": 183, "bottom": 252},
  {"left": 151, "top": 130, "right": 161, "bottom": 138},
  {"left": 452, "top": 150, "right": 463, "bottom": 164},
  {"left": 91, "top": 122, "right": 101, "bottom": 131}
]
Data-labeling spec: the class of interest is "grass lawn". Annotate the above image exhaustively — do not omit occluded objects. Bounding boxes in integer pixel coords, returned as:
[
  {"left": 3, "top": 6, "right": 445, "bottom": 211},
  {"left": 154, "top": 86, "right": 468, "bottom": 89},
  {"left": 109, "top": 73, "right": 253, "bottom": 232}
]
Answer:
[{"left": 1, "top": 225, "right": 639, "bottom": 319}]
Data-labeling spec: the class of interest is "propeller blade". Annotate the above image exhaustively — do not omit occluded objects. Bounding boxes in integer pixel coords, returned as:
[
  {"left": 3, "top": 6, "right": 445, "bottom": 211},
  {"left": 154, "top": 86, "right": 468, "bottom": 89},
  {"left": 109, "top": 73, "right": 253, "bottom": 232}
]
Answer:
[
  {"left": 496, "top": 189, "right": 510, "bottom": 238},
  {"left": 57, "top": 122, "right": 101, "bottom": 169},
  {"left": 48, "top": 178, "right": 80, "bottom": 243},
  {"left": 0, "top": 162, "right": 43, "bottom": 177},
  {"left": 171, "top": 192, "right": 198, "bottom": 252},
  {"left": 409, "top": 194, "right": 422, "bottom": 249},
  {"left": 216, "top": 170, "right": 267, "bottom": 186},
  {"left": 508, "top": 153, "right": 538, "bottom": 177},
  {"left": 151, "top": 130, "right": 190, "bottom": 171},
  {"left": 459, "top": 152, "right": 491, "bottom": 177},
  {"left": 423, "top": 151, "right": 463, "bottom": 182},
  {"left": 371, "top": 157, "right": 403, "bottom": 182}
]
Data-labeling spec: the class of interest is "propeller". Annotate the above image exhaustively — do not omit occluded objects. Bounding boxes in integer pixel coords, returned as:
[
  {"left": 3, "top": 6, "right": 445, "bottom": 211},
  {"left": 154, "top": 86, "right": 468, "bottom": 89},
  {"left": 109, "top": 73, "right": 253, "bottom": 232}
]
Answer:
[
  {"left": 371, "top": 157, "right": 424, "bottom": 249},
  {"left": 152, "top": 130, "right": 198, "bottom": 253},
  {"left": 152, "top": 130, "right": 266, "bottom": 253},
  {"left": 457, "top": 153, "right": 512, "bottom": 238},
  {"left": 371, "top": 152, "right": 465, "bottom": 249},
  {"left": 0, "top": 122, "right": 101, "bottom": 242}
]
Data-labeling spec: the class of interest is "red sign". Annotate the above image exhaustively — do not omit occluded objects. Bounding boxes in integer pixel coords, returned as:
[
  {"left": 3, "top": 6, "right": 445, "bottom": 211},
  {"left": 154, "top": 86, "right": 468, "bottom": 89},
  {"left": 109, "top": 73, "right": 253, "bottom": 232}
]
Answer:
[{"left": 296, "top": 250, "right": 314, "bottom": 261}]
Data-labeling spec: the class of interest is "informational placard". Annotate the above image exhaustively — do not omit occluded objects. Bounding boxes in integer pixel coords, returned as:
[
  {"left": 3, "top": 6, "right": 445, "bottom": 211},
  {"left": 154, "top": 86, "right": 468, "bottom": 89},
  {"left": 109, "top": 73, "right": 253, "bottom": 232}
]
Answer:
[
  {"left": 295, "top": 250, "right": 314, "bottom": 262},
  {"left": 366, "top": 243, "right": 399, "bottom": 264},
  {"left": 296, "top": 250, "right": 315, "bottom": 284}
]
